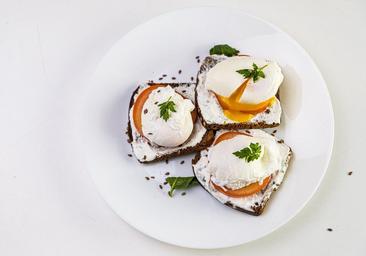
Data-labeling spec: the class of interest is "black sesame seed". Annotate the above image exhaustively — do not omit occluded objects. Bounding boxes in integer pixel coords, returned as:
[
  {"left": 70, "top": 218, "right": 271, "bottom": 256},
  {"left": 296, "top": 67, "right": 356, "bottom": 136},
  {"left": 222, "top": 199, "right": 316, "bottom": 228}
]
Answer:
[
  {"left": 171, "top": 77, "right": 176, "bottom": 80},
  {"left": 197, "top": 59, "right": 200, "bottom": 63},
  {"left": 181, "top": 192, "right": 186, "bottom": 196},
  {"left": 143, "top": 155, "right": 147, "bottom": 160},
  {"left": 272, "top": 130, "right": 277, "bottom": 134},
  {"left": 162, "top": 74, "right": 167, "bottom": 77},
  {"left": 148, "top": 132, "right": 153, "bottom": 135},
  {"left": 348, "top": 171, "right": 353, "bottom": 176},
  {"left": 178, "top": 70, "right": 182, "bottom": 74},
  {"left": 163, "top": 181, "right": 168, "bottom": 185},
  {"left": 158, "top": 77, "right": 163, "bottom": 80},
  {"left": 165, "top": 172, "right": 170, "bottom": 176},
  {"left": 182, "top": 90, "right": 186, "bottom": 93},
  {"left": 150, "top": 176, "right": 155, "bottom": 179},
  {"left": 165, "top": 159, "right": 169, "bottom": 164},
  {"left": 277, "top": 139, "right": 284, "bottom": 144},
  {"left": 145, "top": 177, "right": 150, "bottom": 180},
  {"left": 143, "top": 109, "right": 148, "bottom": 114},
  {"left": 265, "top": 109, "right": 270, "bottom": 114},
  {"left": 157, "top": 90, "right": 161, "bottom": 93},
  {"left": 180, "top": 160, "right": 185, "bottom": 164},
  {"left": 195, "top": 56, "right": 199, "bottom": 59},
  {"left": 159, "top": 185, "right": 163, "bottom": 189},
  {"left": 154, "top": 101, "right": 158, "bottom": 105},
  {"left": 191, "top": 76, "right": 194, "bottom": 81},
  {"left": 255, "top": 202, "right": 259, "bottom": 206},
  {"left": 327, "top": 228, "right": 333, "bottom": 232},
  {"left": 128, "top": 154, "right": 132, "bottom": 157}
]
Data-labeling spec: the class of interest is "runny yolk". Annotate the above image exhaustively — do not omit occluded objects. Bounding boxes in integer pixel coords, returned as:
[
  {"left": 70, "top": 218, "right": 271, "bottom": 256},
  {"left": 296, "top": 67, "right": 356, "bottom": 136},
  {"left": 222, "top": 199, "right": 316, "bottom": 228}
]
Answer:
[{"left": 215, "top": 79, "right": 275, "bottom": 122}]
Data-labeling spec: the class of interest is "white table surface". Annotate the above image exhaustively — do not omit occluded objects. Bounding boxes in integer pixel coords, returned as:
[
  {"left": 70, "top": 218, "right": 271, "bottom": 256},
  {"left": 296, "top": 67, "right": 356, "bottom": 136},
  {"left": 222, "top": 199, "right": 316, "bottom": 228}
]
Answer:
[{"left": 1, "top": 0, "right": 365, "bottom": 255}]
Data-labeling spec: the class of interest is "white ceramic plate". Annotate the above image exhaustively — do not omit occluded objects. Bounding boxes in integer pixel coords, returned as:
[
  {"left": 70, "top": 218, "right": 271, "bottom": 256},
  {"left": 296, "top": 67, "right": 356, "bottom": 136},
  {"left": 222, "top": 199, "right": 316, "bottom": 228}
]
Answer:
[{"left": 77, "top": 7, "right": 334, "bottom": 249}]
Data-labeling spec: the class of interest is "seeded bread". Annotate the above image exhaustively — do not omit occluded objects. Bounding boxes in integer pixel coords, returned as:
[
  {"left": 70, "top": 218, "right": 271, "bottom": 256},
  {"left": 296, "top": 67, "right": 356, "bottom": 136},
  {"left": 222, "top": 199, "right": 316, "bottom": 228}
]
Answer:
[
  {"left": 196, "top": 55, "right": 282, "bottom": 130},
  {"left": 126, "top": 82, "right": 215, "bottom": 163},
  {"left": 192, "top": 129, "right": 292, "bottom": 216}
]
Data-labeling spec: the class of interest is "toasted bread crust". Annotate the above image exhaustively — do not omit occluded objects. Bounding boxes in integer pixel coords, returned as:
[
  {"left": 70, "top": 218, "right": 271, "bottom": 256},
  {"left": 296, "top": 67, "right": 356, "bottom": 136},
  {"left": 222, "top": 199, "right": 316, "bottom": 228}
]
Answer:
[{"left": 126, "top": 83, "right": 215, "bottom": 163}]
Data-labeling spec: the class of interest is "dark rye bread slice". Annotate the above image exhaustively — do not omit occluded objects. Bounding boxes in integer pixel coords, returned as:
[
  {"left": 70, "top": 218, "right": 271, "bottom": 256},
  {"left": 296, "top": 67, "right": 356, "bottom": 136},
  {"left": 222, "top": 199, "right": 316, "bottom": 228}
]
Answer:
[
  {"left": 195, "top": 55, "right": 282, "bottom": 130},
  {"left": 192, "top": 129, "right": 292, "bottom": 216},
  {"left": 126, "top": 82, "right": 215, "bottom": 163}
]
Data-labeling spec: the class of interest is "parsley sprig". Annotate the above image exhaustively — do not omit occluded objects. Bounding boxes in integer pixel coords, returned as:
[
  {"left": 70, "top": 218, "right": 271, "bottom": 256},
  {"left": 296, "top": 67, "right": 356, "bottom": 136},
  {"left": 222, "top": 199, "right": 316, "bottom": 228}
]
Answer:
[
  {"left": 236, "top": 63, "right": 268, "bottom": 82},
  {"left": 233, "top": 143, "right": 262, "bottom": 162},
  {"left": 158, "top": 97, "right": 176, "bottom": 121}
]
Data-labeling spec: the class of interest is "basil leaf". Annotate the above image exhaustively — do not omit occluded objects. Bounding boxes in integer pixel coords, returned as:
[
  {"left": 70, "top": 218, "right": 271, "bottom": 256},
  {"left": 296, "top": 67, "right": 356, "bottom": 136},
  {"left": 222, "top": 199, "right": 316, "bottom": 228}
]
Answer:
[{"left": 166, "top": 176, "right": 199, "bottom": 197}]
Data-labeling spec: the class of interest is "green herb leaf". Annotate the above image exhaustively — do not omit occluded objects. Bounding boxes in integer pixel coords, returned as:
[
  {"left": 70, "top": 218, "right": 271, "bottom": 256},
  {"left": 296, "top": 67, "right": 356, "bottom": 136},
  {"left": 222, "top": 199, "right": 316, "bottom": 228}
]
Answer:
[
  {"left": 232, "top": 143, "right": 262, "bottom": 162},
  {"left": 209, "top": 44, "right": 239, "bottom": 57},
  {"left": 158, "top": 97, "right": 176, "bottom": 121},
  {"left": 166, "top": 176, "right": 199, "bottom": 197},
  {"left": 236, "top": 63, "right": 268, "bottom": 83}
]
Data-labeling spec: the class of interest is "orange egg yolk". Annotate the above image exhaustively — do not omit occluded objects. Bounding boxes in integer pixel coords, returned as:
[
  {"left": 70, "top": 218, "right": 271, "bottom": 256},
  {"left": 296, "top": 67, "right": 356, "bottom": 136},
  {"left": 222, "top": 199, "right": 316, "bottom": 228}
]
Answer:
[{"left": 214, "top": 79, "right": 275, "bottom": 122}]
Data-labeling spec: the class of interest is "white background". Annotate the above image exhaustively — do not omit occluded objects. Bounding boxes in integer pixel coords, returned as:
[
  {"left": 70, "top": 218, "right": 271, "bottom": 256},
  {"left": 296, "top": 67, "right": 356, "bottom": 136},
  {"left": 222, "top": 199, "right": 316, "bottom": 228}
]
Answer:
[{"left": 0, "top": 0, "right": 365, "bottom": 255}]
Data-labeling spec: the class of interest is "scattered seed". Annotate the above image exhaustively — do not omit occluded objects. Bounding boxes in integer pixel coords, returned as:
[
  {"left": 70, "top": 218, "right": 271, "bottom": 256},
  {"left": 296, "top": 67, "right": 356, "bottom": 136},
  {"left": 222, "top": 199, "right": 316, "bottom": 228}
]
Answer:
[
  {"left": 150, "top": 176, "right": 155, "bottom": 179},
  {"left": 162, "top": 74, "right": 167, "bottom": 77},
  {"left": 180, "top": 160, "right": 185, "bottom": 165},
  {"left": 182, "top": 90, "right": 186, "bottom": 93},
  {"left": 143, "top": 155, "right": 147, "bottom": 160},
  {"left": 195, "top": 56, "right": 199, "bottom": 59},
  {"left": 165, "top": 159, "right": 169, "bottom": 164},
  {"left": 163, "top": 181, "right": 168, "bottom": 185},
  {"left": 272, "top": 130, "right": 277, "bottom": 134},
  {"left": 165, "top": 172, "right": 170, "bottom": 176},
  {"left": 327, "top": 228, "right": 333, "bottom": 232},
  {"left": 128, "top": 154, "right": 132, "bottom": 157},
  {"left": 245, "top": 130, "right": 251, "bottom": 134},
  {"left": 154, "top": 101, "right": 158, "bottom": 105},
  {"left": 277, "top": 139, "right": 284, "bottom": 144},
  {"left": 178, "top": 70, "right": 182, "bottom": 74},
  {"left": 145, "top": 177, "right": 150, "bottom": 180},
  {"left": 148, "top": 132, "right": 153, "bottom": 135},
  {"left": 255, "top": 202, "right": 259, "bottom": 206},
  {"left": 348, "top": 171, "right": 353, "bottom": 176},
  {"left": 265, "top": 109, "right": 270, "bottom": 114},
  {"left": 197, "top": 59, "right": 200, "bottom": 63},
  {"left": 191, "top": 76, "right": 194, "bottom": 81},
  {"left": 181, "top": 192, "right": 186, "bottom": 196},
  {"left": 157, "top": 90, "right": 161, "bottom": 93},
  {"left": 159, "top": 185, "right": 163, "bottom": 189},
  {"left": 158, "top": 77, "right": 163, "bottom": 80},
  {"left": 143, "top": 109, "right": 148, "bottom": 114},
  {"left": 171, "top": 77, "right": 176, "bottom": 80}
]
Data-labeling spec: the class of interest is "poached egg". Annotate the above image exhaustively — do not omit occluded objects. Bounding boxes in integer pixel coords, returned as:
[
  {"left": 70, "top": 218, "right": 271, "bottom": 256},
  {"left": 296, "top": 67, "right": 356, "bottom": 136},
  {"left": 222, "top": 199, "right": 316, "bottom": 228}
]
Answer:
[
  {"left": 141, "top": 86, "right": 195, "bottom": 147},
  {"left": 207, "top": 132, "right": 283, "bottom": 189},
  {"left": 204, "top": 56, "right": 283, "bottom": 122}
]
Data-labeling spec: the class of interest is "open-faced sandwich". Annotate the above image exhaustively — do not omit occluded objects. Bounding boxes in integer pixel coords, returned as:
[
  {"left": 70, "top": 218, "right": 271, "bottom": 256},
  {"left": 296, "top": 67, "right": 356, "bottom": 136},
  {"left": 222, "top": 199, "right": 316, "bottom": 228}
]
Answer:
[
  {"left": 196, "top": 45, "right": 284, "bottom": 130},
  {"left": 192, "top": 129, "right": 292, "bottom": 215},
  {"left": 127, "top": 82, "right": 215, "bottom": 163}
]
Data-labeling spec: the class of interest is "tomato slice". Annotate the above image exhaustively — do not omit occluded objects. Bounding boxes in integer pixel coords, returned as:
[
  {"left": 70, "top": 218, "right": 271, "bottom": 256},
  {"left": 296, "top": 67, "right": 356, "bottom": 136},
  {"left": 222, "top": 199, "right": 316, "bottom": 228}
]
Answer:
[
  {"left": 132, "top": 84, "right": 165, "bottom": 135},
  {"left": 213, "top": 131, "right": 251, "bottom": 145},
  {"left": 211, "top": 176, "right": 271, "bottom": 198}
]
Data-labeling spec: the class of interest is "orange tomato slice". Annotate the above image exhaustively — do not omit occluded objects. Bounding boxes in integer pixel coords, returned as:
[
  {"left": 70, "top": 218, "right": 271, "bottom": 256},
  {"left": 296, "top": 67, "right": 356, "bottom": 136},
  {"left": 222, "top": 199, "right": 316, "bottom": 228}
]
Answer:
[
  {"left": 211, "top": 176, "right": 271, "bottom": 198},
  {"left": 213, "top": 131, "right": 251, "bottom": 145},
  {"left": 132, "top": 84, "right": 165, "bottom": 136}
]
